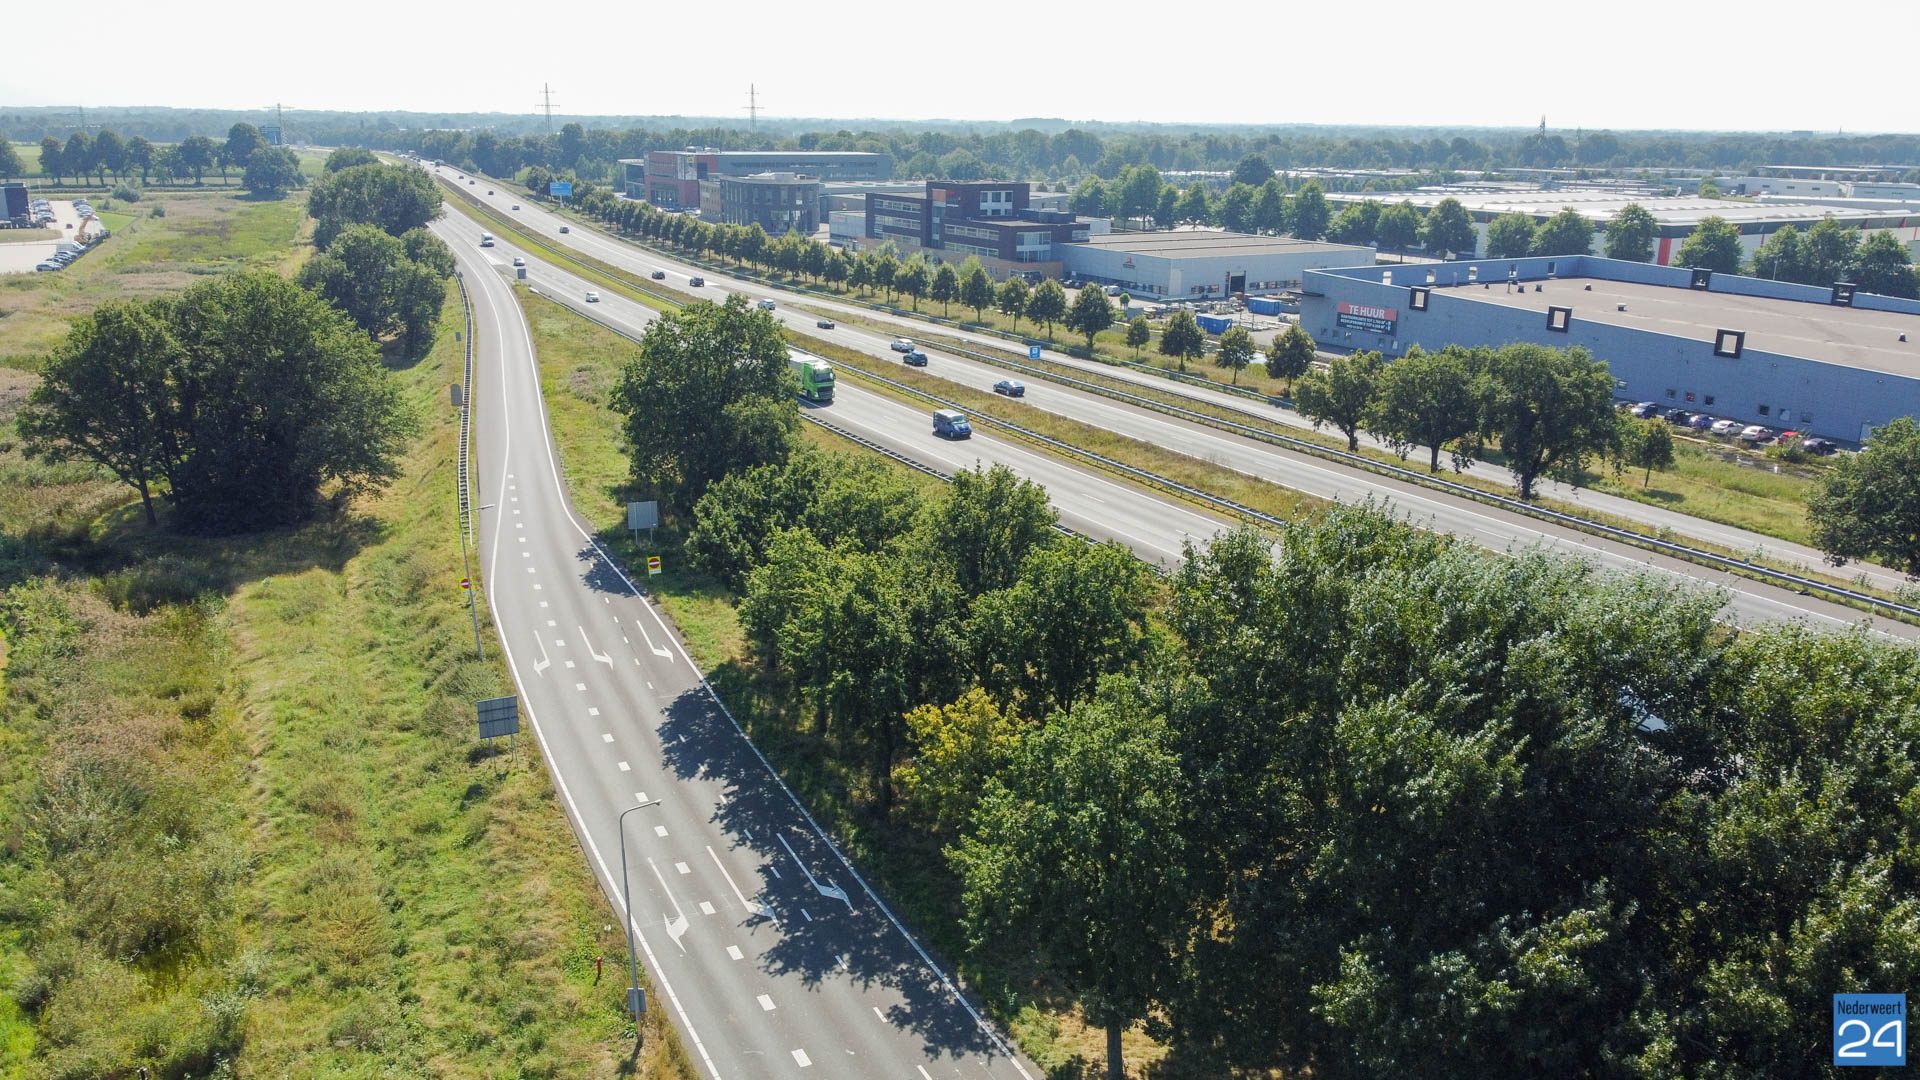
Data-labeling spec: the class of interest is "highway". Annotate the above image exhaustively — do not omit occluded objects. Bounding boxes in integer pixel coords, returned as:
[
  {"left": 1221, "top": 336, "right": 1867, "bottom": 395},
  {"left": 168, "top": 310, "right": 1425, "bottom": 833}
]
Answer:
[
  {"left": 429, "top": 165, "right": 1913, "bottom": 597},
  {"left": 443, "top": 220, "right": 1042, "bottom": 1079},
  {"left": 434, "top": 204, "right": 1916, "bottom": 640}
]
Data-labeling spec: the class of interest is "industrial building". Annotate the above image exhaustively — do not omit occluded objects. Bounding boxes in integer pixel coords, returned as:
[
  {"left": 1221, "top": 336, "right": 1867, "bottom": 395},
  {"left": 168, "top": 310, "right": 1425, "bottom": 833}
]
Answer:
[
  {"left": 1059, "top": 232, "right": 1375, "bottom": 299},
  {"left": 1301, "top": 254, "right": 1920, "bottom": 441},
  {"left": 698, "top": 173, "right": 821, "bottom": 235},
  {"left": 645, "top": 149, "right": 890, "bottom": 209},
  {"left": 1323, "top": 188, "right": 1920, "bottom": 265}
]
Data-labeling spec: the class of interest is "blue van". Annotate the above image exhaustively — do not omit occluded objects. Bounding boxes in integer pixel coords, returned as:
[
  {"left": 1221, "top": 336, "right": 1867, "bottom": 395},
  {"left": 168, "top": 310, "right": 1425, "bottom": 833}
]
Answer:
[{"left": 933, "top": 409, "right": 972, "bottom": 439}]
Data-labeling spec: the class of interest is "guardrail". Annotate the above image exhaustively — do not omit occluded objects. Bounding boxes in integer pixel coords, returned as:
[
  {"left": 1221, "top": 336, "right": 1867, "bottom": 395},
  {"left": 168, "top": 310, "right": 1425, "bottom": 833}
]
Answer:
[{"left": 453, "top": 270, "right": 484, "bottom": 659}]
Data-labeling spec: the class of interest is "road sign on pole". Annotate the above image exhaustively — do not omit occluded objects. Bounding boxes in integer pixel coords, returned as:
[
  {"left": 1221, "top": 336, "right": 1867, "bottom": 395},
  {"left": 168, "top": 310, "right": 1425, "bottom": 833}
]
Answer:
[
  {"left": 1028, "top": 344, "right": 1042, "bottom": 360},
  {"left": 646, "top": 556, "right": 662, "bottom": 576},
  {"left": 476, "top": 696, "right": 520, "bottom": 739},
  {"left": 459, "top": 577, "right": 471, "bottom": 591}
]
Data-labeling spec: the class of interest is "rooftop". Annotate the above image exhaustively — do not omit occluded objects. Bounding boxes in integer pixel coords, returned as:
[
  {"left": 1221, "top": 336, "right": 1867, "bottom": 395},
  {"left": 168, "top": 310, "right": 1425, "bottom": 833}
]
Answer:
[
  {"left": 1447, "top": 276, "right": 1920, "bottom": 378},
  {"left": 1330, "top": 189, "right": 1917, "bottom": 226},
  {"left": 1068, "top": 231, "right": 1370, "bottom": 259}
]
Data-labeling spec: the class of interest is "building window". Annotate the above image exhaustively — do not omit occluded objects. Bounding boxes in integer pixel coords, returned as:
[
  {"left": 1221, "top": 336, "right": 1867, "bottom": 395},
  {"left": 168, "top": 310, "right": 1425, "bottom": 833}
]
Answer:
[
  {"left": 1713, "top": 329, "right": 1745, "bottom": 358},
  {"left": 1757, "top": 404, "right": 1770, "bottom": 416},
  {"left": 1666, "top": 389, "right": 1676, "bottom": 399},
  {"left": 1704, "top": 395, "right": 1716, "bottom": 406}
]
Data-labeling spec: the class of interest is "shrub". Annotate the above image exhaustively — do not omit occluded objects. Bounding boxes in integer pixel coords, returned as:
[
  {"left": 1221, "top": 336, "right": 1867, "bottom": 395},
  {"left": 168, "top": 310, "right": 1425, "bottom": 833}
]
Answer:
[
  {"left": 150, "top": 204, "right": 166, "bottom": 218},
  {"left": 112, "top": 184, "right": 140, "bottom": 202}
]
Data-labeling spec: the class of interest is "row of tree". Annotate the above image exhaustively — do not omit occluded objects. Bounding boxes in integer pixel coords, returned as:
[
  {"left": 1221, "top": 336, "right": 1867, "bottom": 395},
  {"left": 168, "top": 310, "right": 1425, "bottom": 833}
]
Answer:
[
  {"left": 10, "top": 122, "right": 294, "bottom": 188},
  {"left": 632, "top": 295, "right": 1920, "bottom": 1077},
  {"left": 297, "top": 155, "right": 455, "bottom": 356}
]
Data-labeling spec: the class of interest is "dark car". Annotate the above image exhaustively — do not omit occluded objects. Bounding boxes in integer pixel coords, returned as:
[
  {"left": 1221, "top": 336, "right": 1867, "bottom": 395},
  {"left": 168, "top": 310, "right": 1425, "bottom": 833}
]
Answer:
[
  {"left": 1663, "top": 408, "right": 1691, "bottom": 424},
  {"left": 1799, "top": 437, "right": 1838, "bottom": 455},
  {"left": 993, "top": 379, "right": 1025, "bottom": 397},
  {"left": 650, "top": 270, "right": 666, "bottom": 280},
  {"left": 816, "top": 319, "right": 835, "bottom": 329},
  {"left": 688, "top": 276, "right": 704, "bottom": 287},
  {"left": 1631, "top": 401, "right": 1662, "bottom": 419},
  {"left": 903, "top": 350, "right": 929, "bottom": 367}
]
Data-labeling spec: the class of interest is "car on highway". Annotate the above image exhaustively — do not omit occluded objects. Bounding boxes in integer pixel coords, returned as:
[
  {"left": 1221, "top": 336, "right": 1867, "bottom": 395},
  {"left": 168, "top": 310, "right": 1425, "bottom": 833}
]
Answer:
[
  {"left": 993, "top": 379, "right": 1026, "bottom": 397},
  {"left": 757, "top": 299, "right": 776, "bottom": 311},
  {"left": 479, "top": 232, "right": 495, "bottom": 247},
  {"left": 891, "top": 338, "right": 915, "bottom": 353},
  {"left": 559, "top": 225, "right": 570, "bottom": 234},
  {"left": 688, "top": 276, "right": 704, "bottom": 287},
  {"left": 650, "top": 270, "right": 666, "bottom": 280},
  {"left": 487, "top": 189, "right": 493, "bottom": 195},
  {"left": 933, "top": 409, "right": 972, "bottom": 439},
  {"left": 468, "top": 179, "right": 475, "bottom": 185},
  {"left": 512, "top": 204, "right": 520, "bottom": 211},
  {"left": 816, "top": 319, "right": 835, "bottom": 329},
  {"left": 585, "top": 291, "right": 600, "bottom": 303},
  {"left": 512, "top": 256, "right": 525, "bottom": 267},
  {"left": 903, "top": 350, "right": 929, "bottom": 367},
  {"left": 1709, "top": 419, "right": 1741, "bottom": 436}
]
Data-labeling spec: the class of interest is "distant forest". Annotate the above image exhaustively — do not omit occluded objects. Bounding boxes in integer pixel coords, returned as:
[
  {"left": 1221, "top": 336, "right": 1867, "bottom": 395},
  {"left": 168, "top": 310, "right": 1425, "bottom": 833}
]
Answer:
[{"left": 5, "top": 105, "right": 1919, "bottom": 186}]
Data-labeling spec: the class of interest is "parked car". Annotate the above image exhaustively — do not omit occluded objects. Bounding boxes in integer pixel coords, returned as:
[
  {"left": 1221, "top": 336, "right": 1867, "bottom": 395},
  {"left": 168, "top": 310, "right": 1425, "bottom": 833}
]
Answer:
[
  {"left": 1105, "top": 285, "right": 1122, "bottom": 296},
  {"left": 650, "top": 270, "right": 666, "bottom": 280},
  {"left": 1631, "top": 401, "right": 1662, "bottom": 419},
  {"left": 1709, "top": 419, "right": 1741, "bottom": 436},
  {"left": 34, "top": 261, "right": 58, "bottom": 272},
  {"left": 1663, "top": 408, "right": 1691, "bottom": 424},
  {"left": 1739, "top": 425, "right": 1774, "bottom": 443},
  {"left": 993, "top": 379, "right": 1026, "bottom": 397},
  {"left": 816, "top": 319, "right": 835, "bottom": 329},
  {"left": 1800, "top": 437, "right": 1838, "bottom": 455},
  {"left": 933, "top": 409, "right": 972, "bottom": 439},
  {"left": 903, "top": 350, "right": 929, "bottom": 367},
  {"left": 891, "top": 338, "right": 915, "bottom": 353},
  {"left": 1687, "top": 413, "right": 1715, "bottom": 430},
  {"left": 688, "top": 276, "right": 704, "bottom": 287},
  {"left": 585, "top": 291, "right": 600, "bottom": 303}
]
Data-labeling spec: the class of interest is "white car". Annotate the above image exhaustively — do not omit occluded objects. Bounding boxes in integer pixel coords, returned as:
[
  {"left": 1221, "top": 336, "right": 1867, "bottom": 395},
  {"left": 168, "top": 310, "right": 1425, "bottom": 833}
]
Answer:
[
  {"left": 512, "top": 256, "right": 525, "bottom": 267},
  {"left": 1709, "top": 419, "right": 1741, "bottom": 436},
  {"left": 585, "top": 291, "right": 600, "bottom": 303},
  {"left": 891, "top": 338, "right": 915, "bottom": 353},
  {"left": 1739, "top": 425, "right": 1775, "bottom": 443},
  {"left": 757, "top": 299, "right": 776, "bottom": 311}
]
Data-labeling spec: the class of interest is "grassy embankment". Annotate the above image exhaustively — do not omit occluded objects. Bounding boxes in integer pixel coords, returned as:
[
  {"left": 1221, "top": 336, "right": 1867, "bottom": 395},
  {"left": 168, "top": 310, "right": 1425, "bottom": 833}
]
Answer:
[
  {"left": 0, "top": 189, "right": 693, "bottom": 1076},
  {"left": 517, "top": 289, "right": 1181, "bottom": 1075}
]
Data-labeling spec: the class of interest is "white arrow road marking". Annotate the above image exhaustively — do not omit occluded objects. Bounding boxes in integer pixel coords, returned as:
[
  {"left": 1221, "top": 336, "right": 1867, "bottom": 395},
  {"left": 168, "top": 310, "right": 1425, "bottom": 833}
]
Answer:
[
  {"left": 632, "top": 616, "right": 674, "bottom": 660},
  {"left": 648, "top": 857, "right": 691, "bottom": 952},
  {"left": 577, "top": 625, "right": 613, "bottom": 666},
  {"left": 779, "top": 833, "right": 853, "bottom": 911},
  {"left": 533, "top": 636, "right": 552, "bottom": 676},
  {"left": 706, "top": 845, "right": 772, "bottom": 919}
]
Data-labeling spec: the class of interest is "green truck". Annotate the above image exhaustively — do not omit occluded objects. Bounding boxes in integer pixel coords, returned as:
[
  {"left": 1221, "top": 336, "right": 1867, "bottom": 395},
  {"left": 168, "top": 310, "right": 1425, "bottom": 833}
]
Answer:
[{"left": 791, "top": 356, "right": 835, "bottom": 404}]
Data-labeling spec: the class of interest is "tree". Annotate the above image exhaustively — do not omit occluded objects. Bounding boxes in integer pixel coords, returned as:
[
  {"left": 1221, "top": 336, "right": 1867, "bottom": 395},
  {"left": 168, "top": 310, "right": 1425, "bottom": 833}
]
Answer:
[
  {"left": 871, "top": 251, "right": 898, "bottom": 300},
  {"left": 1290, "top": 181, "right": 1330, "bottom": 240},
  {"left": 1154, "top": 185, "right": 1179, "bottom": 229},
  {"left": 953, "top": 679, "right": 1189, "bottom": 1080},
  {"left": 1675, "top": 216, "right": 1743, "bottom": 274},
  {"left": 223, "top": 123, "right": 266, "bottom": 178},
  {"left": 925, "top": 463, "right": 1058, "bottom": 597},
  {"left": 1421, "top": 197, "right": 1476, "bottom": 259},
  {"left": 969, "top": 541, "right": 1153, "bottom": 718},
  {"left": 1531, "top": 207, "right": 1594, "bottom": 256},
  {"left": 325, "top": 146, "right": 378, "bottom": 173},
  {"left": 243, "top": 146, "right": 304, "bottom": 197},
  {"left": 1294, "top": 350, "right": 1384, "bottom": 451},
  {"left": 1268, "top": 324, "right": 1316, "bottom": 395},
  {"left": 1809, "top": 415, "right": 1920, "bottom": 574},
  {"left": 1066, "top": 283, "right": 1116, "bottom": 351},
  {"left": 93, "top": 129, "right": 126, "bottom": 183},
  {"left": 1475, "top": 342, "right": 1619, "bottom": 498},
  {"left": 930, "top": 263, "right": 959, "bottom": 316},
  {"left": 125, "top": 135, "right": 153, "bottom": 183},
  {"left": 1216, "top": 183, "right": 1255, "bottom": 232},
  {"left": 1485, "top": 212, "right": 1537, "bottom": 258},
  {"left": 1215, "top": 325, "right": 1255, "bottom": 384},
  {"left": 1850, "top": 231, "right": 1920, "bottom": 299},
  {"left": 1603, "top": 203, "right": 1658, "bottom": 262},
  {"left": 38, "top": 136, "right": 64, "bottom": 184},
  {"left": 20, "top": 272, "right": 415, "bottom": 533},
  {"left": 1026, "top": 279, "right": 1068, "bottom": 340},
  {"left": 1615, "top": 415, "right": 1676, "bottom": 486},
  {"left": 1070, "top": 176, "right": 1111, "bottom": 217},
  {"left": 0, "top": 137, "right": 21, "bottom": 181},
  {"left": 898, "top": 690, "right": 1022, "bottom": 837},
  {"left": 1175, "top": 183, "right": 1211, "bottom": 226},
  {"left": 1370, "top": 346, "right": 1479, "bottom": 472},
  {"left": 306, "top": 163, "right": 442, "bottom": 248},
  {"left": 1803, "top": 217, "right": 1860, "bottom": 285},
  {"left": 16, "top": 301, "right": 183, "bottom": 525},
  {"left": 996, "top": 276, "right": 1029, "bottom": 331},
  {"left": 298, "top": 224, "right": 452, "bottom": 355},
  {"left": 1231, "top": 153, "right": 1274, "bottom": 187},
  {"left": 1125, "top": 316, "right": 1150, "bottom": 357},
  {"left": 1376, "top": 202, "right": 1422, "bottom": 257},
  {"left": 1750, "top": 224, "right": 1812, "bottom": 282},
  {"left": 1116, "top": 164, "right": 1164, "bottom": 228},
  {"left": 1251, "top": 179, "right": 1289, "bottom": 235},
  {"left": 63, "top": 132, "right": 93, "bottom": 187},
  {"left": 1157, "top": 308, "right": 1206, "bottom": 372},
  {"left": 896, "top": 256, "right": 932, "bottom": 311},
  {"left": 1328, "top": 200, "right": 1382, "bottom": 246},
  {"left": 960, "top": 263, "right": 994, "bottom": 321},
  {"left": 178, "top": 136, "right": 216, "bottom": 185},
  {"left": 612, "top": 294, "right": 799, "bottom": 502}
]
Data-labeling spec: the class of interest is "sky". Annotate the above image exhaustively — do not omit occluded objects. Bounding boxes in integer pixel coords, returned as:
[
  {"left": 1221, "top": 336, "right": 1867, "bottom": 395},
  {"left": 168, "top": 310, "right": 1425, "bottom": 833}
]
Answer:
[{"left": 4, "top": 0, "right": 1915, "bottom": 135}]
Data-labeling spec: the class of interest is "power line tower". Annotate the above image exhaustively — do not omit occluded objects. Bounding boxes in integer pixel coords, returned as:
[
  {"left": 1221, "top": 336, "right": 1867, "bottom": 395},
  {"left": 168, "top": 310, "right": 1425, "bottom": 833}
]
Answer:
[
  {"left": 538, "top": 84, "right": 557, "bottom": 134},
  {"left": 744, "top": 84, "right": 760, "bottom": 135}
]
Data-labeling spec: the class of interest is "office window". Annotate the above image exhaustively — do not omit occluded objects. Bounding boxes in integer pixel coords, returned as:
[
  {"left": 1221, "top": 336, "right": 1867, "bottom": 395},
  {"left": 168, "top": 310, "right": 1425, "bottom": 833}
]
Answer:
[
  {"left": 1704, "top": 395, "right": 1715, "bottom": 406},
  {"left": 1757, "top": 404, "right": 1770, "bottom": 416},
  {"left": 1666, "top": 389, "right": 1676, "bottom": 399}
]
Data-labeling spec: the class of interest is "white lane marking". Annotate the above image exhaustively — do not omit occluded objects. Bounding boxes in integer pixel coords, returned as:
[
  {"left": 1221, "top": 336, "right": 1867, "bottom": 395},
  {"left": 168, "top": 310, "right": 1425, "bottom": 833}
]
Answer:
[
  {"left": 547, "top": 619, "right": 556, "bottom": 627},
  {"left": 647, "top": 857, "right": 691, "bottom": 952},
  {"left": 618, "top": 761, "right": 630, "bottom": 772},
  {"left": 778, "top": 833, "right": 853, "bottom": 911},
  {"left": 674, "top": 861, "right": 690, "bottom": 875},
  {"left": 554, "top": 638, "right": 565, "bottom": 647},
  {"left": 578, "top": 625, "right": 614, "bottom": 666},
  {"left": 705, "top": 845, "right": 771, "bottom": 918},
  {"left": 632, "top": 617, "right": 674, "bottom": 660},
  {"left": 873, "top": 1007, "right": 885, "bottom": 1022},
  {"left": 518, "top": 536, "right": 527, "bottom": 543},
  {"left": 727, "top": 945, "right": 743, "bottom": 960},
  {"left": 565, "top": 660, "right": 576, "bottom": 669},
  {"left": 522, "top": 551, "right": 531, "bottom": 558},
  {"left": 699, "top": 901, "right": 716, "bottom": 916},
  {"left": 791, "top": 1049, "right": 811, "bottom": 1068},
  {"left": 634, "top": 792, "right": 649, "bottom": 804},
  {"left": 589, "top": 707, "right": 600, "bottom": 716},
  {"left": 757, "top": 994, "right": 775, "bottom": 1012},
  {"left": 574, "top": 683, "right": 586, "bottom": 691},
  {"left": 460, "top": 253, "right": 718, "bottom": 1080},
  {"left": 532, "top": 637, "right": 552, "bottom": 676},
  {"left": 526, "top": 567, "right": 535, "bottom": 573},
  {"left": 602, "top": 733, "right": 614, "bottom": 743},
  {"left": 767, "top": 864, "right": 781, "bottom": 881},
  {"left": 916, "top": 1067, "right": 932, "bottom": 1080},
  {"left": 654, "top": 824, "right": 669, "bottom": 838},
  {"left": 800, "top": 908, "right": 813, "bottom": 923},
  {"left": 539, "top": 600, "right": 547, "bottom": 607}
]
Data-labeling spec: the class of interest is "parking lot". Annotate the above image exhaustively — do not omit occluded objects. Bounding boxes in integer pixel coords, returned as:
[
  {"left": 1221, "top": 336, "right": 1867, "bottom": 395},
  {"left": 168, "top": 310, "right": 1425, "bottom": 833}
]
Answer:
[{"left": 0, "top": 200, "right": 100, "bottom": 275}]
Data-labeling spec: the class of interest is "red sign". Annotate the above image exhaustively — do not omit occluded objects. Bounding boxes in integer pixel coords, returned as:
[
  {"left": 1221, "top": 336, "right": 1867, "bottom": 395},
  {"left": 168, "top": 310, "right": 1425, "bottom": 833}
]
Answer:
[{"left": 1336, "top": 302, "right": 1398, "bottom": 334}]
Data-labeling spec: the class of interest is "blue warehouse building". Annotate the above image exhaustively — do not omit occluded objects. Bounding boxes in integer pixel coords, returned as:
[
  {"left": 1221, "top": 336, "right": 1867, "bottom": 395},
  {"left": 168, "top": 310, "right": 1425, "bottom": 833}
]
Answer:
[{"left": 1301, "top": 255, "right": 1920, "bottom": 443}]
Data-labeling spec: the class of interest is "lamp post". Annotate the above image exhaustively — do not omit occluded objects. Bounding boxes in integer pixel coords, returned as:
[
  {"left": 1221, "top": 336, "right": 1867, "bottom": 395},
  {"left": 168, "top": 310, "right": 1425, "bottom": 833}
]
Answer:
[{"left": 617, "top": 799, "right": 662, "bottom": 1026}]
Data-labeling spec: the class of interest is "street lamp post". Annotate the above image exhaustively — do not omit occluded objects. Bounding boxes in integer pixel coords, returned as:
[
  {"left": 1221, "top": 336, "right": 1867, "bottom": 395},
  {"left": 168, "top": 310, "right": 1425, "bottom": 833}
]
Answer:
[{"left": 617, "top": 799, "right": 662, "bottom": 1026}]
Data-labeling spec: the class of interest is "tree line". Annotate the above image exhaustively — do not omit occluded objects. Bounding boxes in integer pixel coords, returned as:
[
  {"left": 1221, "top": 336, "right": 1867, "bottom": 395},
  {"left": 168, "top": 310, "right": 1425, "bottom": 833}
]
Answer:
[
  {"left": 17, "top": 157, "right": 442, "bottom": 533},
  {"left": 612, "top": 296, "right": 1920, "bottom": 1079},
  {"left": 14, "top": 122, "right": 301, "bottom": 192}
]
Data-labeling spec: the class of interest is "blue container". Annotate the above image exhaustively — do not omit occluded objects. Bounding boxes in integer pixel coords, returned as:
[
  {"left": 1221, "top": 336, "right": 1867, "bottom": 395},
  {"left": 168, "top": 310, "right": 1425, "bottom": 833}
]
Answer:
[
  {"left": 1246, "top": 297, "right": 1283, "bottom": 316},
  {"left": 1196, "top": 314, "right": 1234, "bottom": 335}
]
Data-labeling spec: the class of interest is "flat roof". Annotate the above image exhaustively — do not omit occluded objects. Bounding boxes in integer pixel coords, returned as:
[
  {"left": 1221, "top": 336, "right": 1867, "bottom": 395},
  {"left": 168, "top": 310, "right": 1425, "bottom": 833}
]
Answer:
[
  {"left": 1331, "top": 190, "right": 1918, "bottom": 227},
  {"left": 1070, "top": 231, "right": 1370, "bottom": 259},
  {"left": 1449, "top": 276, "right": 1920, "bottom": 378}
]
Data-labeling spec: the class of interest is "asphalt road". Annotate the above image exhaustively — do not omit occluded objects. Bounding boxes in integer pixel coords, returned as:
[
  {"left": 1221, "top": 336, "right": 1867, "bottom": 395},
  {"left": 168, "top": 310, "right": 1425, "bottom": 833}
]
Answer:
[
  {"left": 435, "top": 204, "right": 1915, "bottom": 640},
  {"left": 445, "top": 222, "right": 1041, "bottom": 1080}
]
